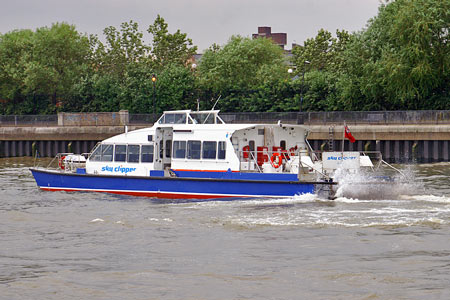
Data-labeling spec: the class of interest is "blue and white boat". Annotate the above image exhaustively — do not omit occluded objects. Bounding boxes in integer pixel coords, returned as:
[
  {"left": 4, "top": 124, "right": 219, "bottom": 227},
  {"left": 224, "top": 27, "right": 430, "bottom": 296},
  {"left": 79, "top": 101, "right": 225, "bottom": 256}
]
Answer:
[{"left": 31, "top": 109, "right": 387, "bottom": 200}]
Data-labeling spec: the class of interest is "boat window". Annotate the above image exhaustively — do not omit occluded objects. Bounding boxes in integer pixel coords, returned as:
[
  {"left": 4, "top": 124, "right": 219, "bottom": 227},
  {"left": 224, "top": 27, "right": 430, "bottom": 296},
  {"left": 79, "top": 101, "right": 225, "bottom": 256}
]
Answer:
[
  {"left": 101, "top": 144, "right": 114, "bottom": 161},
  {"left": 89, "top": 144, "right": 102, "bottom": 161},
  {"left": 89, "top": 144, "right": 113, "bottom": 162},
  {"left": 218, "top": 141, "right": 226, "bottom": 159},
  {"left": 248, "top": 140, "right": 255, "bottom": 160},
  {"left": 148, "top": 135, "right": 153, "bottom": 142},
  {"left": 159, "top": 113, "right": 186, "bottom": 124},
  {"left": 141, "top": 145, "right": 154, "bottom": 163},
  {"left": 202, "top": 141, "right": 217, "bottom": 159},
  {"left": 280, "top": 140, "right": 286, "bottom": 150},
  {"left": 127, "top": 145, "right": 140, "bottom": 163},
  {"left": 190, "top": 113, "right": 215, "bottom": 124},
  {"left": 187, "top": 141, "right": 201, "bottom": 159},
  {"left": 115, "top": 145, "right": 126, "bottom": 162},
  {"left": 249, "top": 140, "right": 255, "bottom": 151},
  {"left": 173, "top": 141, "right": 186, "bottom": 159},
  {"left": 165, "top": 140, "right": 172, "bottom": 158}
]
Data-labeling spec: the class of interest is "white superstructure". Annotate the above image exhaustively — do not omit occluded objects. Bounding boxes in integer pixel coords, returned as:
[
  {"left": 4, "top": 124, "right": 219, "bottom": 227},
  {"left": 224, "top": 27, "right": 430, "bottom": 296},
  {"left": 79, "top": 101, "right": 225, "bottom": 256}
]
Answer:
[{"left": 85, "top": 110, "right": 310, "bottom": 177}]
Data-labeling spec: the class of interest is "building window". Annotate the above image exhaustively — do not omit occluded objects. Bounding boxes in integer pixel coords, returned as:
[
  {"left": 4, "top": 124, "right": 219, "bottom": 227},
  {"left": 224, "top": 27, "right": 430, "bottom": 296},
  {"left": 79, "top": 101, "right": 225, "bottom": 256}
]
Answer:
[
  {"left": 173, "top": 141, "right": 186, "bottom": 159},
  {"left": 202, "top": 141, "right": 217, "bottom": 159}
]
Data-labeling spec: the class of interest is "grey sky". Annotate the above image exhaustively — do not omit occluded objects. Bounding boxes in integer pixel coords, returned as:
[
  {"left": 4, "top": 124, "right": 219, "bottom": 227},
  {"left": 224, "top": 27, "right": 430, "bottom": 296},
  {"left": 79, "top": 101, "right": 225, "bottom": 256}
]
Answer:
[{"left": 1, "top": 0, "right": 381, "bottom": 52}]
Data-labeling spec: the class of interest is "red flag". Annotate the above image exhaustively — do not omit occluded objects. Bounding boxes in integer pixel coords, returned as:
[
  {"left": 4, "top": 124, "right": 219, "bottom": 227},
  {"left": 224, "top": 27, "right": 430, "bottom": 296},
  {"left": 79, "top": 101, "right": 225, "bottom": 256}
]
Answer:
[{"left": 344, "top": 125, "right": 356, "bottom": 143}]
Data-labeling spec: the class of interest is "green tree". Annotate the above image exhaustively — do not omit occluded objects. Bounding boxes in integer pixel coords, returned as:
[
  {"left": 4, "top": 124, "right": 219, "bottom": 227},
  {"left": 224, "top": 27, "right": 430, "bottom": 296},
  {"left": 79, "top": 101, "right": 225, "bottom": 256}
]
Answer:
[
  {"left": 289, "top": 29, "right": 353, "bottom": 112},
  {"left": 291, "top": 29, "right": 351, "bottom": 72},
  {"left": 25, "top": 23, "right": 92, "bottom": 111},
  {"left": 197, "top": 35, "right": 288, "bottom": 111},
  {"left": 99, "top": 20, "right": 150, "bottom": 79},
  {"left": 148, "top": 15, "right": 197, "bottom": 70},
  {"left": 342, "top": 0, "right": 449, "bottom": 110},
  {"left": 0, "top": 29, "right": 34, "bottom": 113},
  {"left": 0, "top": 24, "right": 93, "bottom": 114}
]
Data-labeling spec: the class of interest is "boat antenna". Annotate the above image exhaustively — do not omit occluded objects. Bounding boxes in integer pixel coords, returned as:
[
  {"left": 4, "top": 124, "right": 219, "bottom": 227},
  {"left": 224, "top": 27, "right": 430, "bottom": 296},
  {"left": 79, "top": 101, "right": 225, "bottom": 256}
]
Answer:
[
  {"left": 203, "top": 95, "right": 221, "bottom": 124},
  {"left": 211, "top": 94, "right": 221, "bottom": 111}
]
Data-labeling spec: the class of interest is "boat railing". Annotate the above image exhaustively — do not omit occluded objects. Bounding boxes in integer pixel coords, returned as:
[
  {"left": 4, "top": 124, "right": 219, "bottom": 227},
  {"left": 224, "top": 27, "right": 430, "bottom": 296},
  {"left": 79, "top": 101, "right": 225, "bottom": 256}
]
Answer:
[
  {"left": 237, "top": 148, "right": 310, "bottom": 173},
  {"left": 41, "top": 153, "right": 89, "bottom": 172},
  {"left": 237, "top": 148, "right": 388, "bottom": 174}
]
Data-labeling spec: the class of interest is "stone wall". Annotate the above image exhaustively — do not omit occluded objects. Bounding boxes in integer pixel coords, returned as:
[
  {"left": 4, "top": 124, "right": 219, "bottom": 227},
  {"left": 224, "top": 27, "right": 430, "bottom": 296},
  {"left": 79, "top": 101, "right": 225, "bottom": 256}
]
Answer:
[{"left": 57, "top": 110, "right": 129, "bottom": 126}]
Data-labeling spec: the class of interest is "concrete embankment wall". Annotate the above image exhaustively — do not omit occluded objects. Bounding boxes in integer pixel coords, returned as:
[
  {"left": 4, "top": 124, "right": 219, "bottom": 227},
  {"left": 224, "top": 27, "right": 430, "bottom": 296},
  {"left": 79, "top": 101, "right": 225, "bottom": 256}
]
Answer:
[
  {"left": 1, "top": 124, "right": 450, "bottom": 163},
  {"left": 0, "top": 125, "right": 138, "bottom": 158}
]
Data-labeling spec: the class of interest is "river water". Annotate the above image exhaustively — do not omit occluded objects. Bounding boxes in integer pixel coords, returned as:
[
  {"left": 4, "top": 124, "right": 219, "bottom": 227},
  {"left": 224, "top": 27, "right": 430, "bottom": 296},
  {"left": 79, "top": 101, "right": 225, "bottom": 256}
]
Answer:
[{"left": 0, "top": 158, "right": 449, "bottom": 300}]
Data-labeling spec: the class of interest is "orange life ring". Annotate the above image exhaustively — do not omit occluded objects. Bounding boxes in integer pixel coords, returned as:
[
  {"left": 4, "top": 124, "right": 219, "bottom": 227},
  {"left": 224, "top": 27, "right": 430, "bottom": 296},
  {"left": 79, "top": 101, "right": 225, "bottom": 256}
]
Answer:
[
  {"left": 270, "top": 153, "right": 282, "bottom": 168},
  {"left": 59, "top": 156, "right": 66, "bottom": 170}
]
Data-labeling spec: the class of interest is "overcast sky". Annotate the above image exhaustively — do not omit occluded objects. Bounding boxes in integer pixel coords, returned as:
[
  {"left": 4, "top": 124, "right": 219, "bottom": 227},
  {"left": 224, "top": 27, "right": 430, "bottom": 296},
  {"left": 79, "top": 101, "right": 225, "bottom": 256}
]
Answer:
[{"left": 1, "top": 0, "right": 381, "bottom": 52}]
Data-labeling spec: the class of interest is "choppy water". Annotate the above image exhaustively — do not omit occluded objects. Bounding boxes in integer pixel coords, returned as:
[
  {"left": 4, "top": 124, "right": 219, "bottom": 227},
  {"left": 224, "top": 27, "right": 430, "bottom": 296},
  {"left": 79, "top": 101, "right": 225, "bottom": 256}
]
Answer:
[{"left": 1, "top": 158, "right": 449, "bottom": 299}]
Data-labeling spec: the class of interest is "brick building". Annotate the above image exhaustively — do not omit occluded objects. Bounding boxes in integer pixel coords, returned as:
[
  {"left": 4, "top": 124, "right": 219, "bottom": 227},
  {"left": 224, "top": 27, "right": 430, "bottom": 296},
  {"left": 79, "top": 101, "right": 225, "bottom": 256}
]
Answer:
[{"left": 252, "top": 27, "right": 287, "bottom": 49}]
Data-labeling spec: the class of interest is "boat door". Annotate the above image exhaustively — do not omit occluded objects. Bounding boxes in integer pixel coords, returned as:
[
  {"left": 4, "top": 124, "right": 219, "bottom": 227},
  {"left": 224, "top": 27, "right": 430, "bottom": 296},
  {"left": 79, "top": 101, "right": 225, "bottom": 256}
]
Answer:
[{"left": 155, "top": 127, "right": 173, "bottom": 170}]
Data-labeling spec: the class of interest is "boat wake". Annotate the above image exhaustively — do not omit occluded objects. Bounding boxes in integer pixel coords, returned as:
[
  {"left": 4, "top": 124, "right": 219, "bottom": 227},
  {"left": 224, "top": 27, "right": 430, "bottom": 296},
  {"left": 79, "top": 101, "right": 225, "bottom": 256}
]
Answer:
[{"left": 332, "top": 166, "right": 420, "bottom": 200}]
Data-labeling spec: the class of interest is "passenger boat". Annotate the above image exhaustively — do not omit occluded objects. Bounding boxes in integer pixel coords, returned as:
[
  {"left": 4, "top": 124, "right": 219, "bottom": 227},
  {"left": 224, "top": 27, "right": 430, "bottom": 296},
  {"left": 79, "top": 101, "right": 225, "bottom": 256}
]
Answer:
[{"left": 30, "top": 110, "right": 391, "bottom": 200}]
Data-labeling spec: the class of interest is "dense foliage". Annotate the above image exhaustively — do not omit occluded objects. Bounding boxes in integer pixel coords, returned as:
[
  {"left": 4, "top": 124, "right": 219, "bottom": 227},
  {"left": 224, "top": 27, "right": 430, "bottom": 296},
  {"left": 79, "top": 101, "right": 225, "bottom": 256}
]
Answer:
[
  {"left": 0, "top": 0, "right": 448, "bottom": 114},
  {"left": 291, "top": 0, "right": 449, "bottom": 111}
]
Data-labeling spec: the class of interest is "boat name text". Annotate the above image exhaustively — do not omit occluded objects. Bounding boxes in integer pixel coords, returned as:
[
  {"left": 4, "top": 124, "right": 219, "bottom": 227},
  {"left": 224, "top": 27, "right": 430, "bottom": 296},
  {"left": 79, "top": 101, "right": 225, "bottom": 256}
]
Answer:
[
  {"left": 326, "top": 156, "right": 357, "bottom": 161},
  {"left": 101, "top": 166, "right": 137, "bottom": 174}
]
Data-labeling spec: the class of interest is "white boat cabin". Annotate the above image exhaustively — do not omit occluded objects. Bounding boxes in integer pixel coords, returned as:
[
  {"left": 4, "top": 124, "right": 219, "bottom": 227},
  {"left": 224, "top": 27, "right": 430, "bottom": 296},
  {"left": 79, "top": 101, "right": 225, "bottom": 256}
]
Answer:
[{"left": 85, "top": 110, "right": 310, "bottom": 177}]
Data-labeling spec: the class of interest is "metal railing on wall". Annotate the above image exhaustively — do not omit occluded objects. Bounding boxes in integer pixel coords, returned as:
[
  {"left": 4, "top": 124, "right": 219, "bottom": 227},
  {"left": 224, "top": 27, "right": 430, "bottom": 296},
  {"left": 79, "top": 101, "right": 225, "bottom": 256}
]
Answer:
[
  {"left": 303, "top": 110, "right": 450, "bottom": 125},
  {"left": 1, "top": 110, "right": 450, "bottom": 126},
  {"left": 0, "top": 115, "right": 58, "bottom": 126},
  {"left": 129, "top": 113, "right": 160, "bottom": 125}
]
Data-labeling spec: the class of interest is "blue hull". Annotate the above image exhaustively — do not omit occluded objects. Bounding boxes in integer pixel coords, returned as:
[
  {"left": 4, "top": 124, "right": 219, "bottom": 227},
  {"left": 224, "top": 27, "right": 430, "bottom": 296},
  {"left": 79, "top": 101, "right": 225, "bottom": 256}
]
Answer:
[{"left": 30, "top": 168, "right": 330, "bottom": 199}]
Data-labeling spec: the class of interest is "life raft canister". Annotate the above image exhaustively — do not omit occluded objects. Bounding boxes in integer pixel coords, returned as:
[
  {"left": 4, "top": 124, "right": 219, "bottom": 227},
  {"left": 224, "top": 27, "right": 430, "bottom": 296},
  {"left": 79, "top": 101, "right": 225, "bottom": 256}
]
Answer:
[
  {"left": 243, "top": 145, "right": 250, "bottom": 160},
  {"left": 270, "top": 153, "right": 282, "bottom": 168}
]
